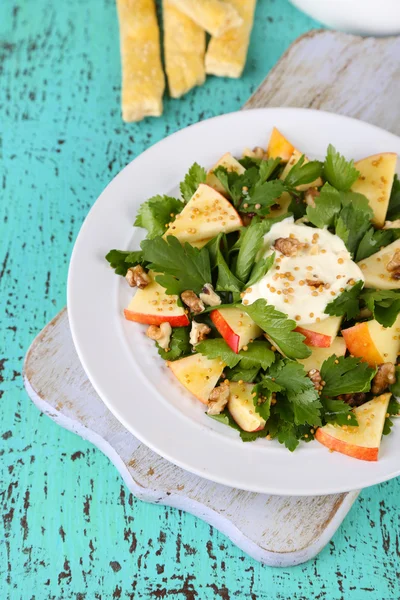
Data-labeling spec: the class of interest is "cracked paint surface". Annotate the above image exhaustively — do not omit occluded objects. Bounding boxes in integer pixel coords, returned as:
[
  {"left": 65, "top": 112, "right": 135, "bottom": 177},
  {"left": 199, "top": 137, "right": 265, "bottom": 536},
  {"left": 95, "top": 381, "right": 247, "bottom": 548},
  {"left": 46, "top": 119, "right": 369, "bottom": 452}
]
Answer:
[{"left": 1, "top": 0, "right": 399, "bottom": 598}]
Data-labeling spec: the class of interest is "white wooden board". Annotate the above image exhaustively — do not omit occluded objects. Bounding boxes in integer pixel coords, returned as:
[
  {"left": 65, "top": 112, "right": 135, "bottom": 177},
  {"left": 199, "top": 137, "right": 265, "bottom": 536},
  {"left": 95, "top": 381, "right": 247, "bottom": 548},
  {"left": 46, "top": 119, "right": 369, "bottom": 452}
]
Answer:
[{"left": 24, "top": 30, "right": 400, "bottom": 566}]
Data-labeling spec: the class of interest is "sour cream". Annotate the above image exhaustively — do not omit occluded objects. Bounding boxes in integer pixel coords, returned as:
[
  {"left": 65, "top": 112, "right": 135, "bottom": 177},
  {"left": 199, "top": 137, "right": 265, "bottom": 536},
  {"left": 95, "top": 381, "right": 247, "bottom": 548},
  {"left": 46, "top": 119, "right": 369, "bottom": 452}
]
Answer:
[{"left": 242, "top": 217, "right": 364, "bottom": 325}]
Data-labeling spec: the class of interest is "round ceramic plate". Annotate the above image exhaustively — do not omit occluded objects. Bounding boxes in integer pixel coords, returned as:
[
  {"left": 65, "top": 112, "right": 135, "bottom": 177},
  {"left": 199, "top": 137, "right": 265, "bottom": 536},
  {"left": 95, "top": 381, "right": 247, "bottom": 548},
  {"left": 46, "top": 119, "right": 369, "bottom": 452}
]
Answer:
[{"left": 68, "top": 108, "right": 400, "bottom": 496}]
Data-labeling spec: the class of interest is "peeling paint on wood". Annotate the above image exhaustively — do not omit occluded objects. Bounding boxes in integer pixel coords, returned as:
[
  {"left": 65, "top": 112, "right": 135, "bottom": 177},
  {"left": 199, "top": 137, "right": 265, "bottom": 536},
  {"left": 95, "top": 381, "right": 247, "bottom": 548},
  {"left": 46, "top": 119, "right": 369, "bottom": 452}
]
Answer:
[{"left": 2, "top": 0, "right": 400, "bottom": 596}]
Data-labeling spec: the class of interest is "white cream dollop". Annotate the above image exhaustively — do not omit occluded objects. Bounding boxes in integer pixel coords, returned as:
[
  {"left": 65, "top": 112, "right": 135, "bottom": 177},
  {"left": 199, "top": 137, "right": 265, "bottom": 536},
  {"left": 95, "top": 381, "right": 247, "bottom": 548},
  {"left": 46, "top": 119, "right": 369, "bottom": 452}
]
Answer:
[{"left": 242, "top": 217, "right": 364, "bottom": 325}]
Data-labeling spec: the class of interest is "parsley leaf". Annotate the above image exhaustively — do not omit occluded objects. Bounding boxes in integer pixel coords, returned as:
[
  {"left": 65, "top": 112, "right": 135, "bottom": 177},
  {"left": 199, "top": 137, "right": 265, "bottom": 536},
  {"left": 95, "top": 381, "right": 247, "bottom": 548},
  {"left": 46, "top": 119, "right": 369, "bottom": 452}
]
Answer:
[
  {"left": 180, "top": 163, "right": 207, "bottom": 202},
  {"left": 212, "top": 166, "right": 244, "bottom": 206},
  {"left": 284, "top": 155, "right": 323, "bottom": 188},
  {"left": 197, "top": 339, "right": 275, "bottom": 370},
  {"left": 215, "top": 236, "right": 243, "bottom": 293},
  {"left": 356, "top": 228, "right": 394, "bottom": 262},
  {"left": 105, "top": 249, "right": 144, "bottom": 276},
  {"left": 243, "top": 180, "right": 286, "bottom": 215},
  {"left": 246, "top": 253, "right": 275, "bottom": 288},
  {"left": 323, "top": 144, "right": 360, "bottom": 191},
  {"left": 267, "top": 412, "right": 300, "bottom": 451},
  {"left": 320, "top": 355, "right": 376, "bottom": 397},
  {"left": 258, "top": 157, "right": 282, "bottom": 182},
  {"left": 224, "top": 365, "right": 260, "bottom": 382},
  {"left": 242, "top": 299, "right": 311, "bottom": 359},
  {"left": 196, "top": 339, "right": 240, "bottom": 368},
  {"left": 324, "top": 280, "right": 363, "bottom": 320},
  {"left": 272, "top": 361, "right": 322, "bottom": 426},
  {"left": 134, "top": 195, "right": 183, "bottom": 238},
  {"left": 386, "top": 174, "right": 400, "bottom": 220},
  {"left": 321, "top": 397, "right": 358, "bottom": 426},
  {"left": 361, "top": 289, "right": 400, "bottom": 328},
  {"left": 306, "top": 183, "right": 341, "bottom": 228},
  {"left": 141, "top": 235, "right": 211, "bottom": 295},
  {"left": 382, "top": 396, "right": 400, "bottom": 436},
  {"left": 157, "top": 327, "right": 191, "bottom": 361},
  {"left": 335, "top": 198, "right": 373, "bottom": 256},
  {"left": 234, "top": 221, "right": 266, "bottom": 282},
  {"left": 390, "top": 365, "right": 400, "bottom": 397}
]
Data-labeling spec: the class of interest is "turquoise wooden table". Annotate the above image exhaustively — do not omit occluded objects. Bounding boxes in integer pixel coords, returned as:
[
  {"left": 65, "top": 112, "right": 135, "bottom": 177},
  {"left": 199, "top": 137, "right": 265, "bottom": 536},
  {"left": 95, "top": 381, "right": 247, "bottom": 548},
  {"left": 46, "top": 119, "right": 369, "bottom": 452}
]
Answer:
[{"left": 1, "top": 1, "right": 399, "bottom": 598}]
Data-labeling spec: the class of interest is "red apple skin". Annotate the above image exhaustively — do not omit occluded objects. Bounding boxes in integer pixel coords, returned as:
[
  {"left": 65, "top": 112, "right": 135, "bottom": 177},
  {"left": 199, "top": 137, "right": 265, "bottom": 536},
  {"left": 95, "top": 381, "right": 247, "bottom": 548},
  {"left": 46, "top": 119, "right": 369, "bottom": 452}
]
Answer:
[
  {"left": 341, "top": 322, "right": 383, "bottom": 367},
  {"left": 295, "top": 327, "right": 331, "bottom": 348},
  {"left": 315, "top": 428, "right": 378, "bottom": 462},
  {"left": 124, "top": 309, "right": 189, "bottom": 327},
  {"left": 210, "top": 310, "right": 239, "bottom": 353}
]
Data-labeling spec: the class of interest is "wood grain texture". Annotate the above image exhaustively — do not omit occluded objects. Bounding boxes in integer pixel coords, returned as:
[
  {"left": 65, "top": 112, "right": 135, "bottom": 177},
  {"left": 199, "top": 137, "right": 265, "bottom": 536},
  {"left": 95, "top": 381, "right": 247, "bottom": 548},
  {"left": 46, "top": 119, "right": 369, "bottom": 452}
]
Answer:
[
  {"left": 2, "top": 0, "right": 400, "bottom": 596},
  {"left": 24, "top": 308, "right": 360, "bottom": 567}
]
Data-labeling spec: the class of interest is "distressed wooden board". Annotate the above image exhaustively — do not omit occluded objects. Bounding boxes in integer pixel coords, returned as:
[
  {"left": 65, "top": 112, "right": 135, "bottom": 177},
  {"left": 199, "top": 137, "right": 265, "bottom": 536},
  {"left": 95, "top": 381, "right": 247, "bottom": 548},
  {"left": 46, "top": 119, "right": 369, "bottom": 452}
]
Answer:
[
  {"left": 15, "top": 25, "right": 398, "bottom": 584},
  {"left": 24, "top": 309, "right": 360, "bottom": 567}
]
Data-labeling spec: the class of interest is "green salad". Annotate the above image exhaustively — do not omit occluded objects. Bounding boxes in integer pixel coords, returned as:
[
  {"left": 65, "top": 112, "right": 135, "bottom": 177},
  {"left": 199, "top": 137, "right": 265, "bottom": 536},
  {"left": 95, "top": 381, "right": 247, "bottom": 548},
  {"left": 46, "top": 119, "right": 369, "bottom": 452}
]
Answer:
[{"left": 106, "top": 128, "right": 400, "bottom": 459}]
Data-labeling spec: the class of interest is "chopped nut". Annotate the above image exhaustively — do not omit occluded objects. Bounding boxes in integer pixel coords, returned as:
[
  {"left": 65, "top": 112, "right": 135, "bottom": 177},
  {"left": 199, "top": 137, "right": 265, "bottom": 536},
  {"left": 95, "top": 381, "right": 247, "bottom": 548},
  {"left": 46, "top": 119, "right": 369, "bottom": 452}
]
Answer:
[
  {"left": 371, "top": 362, "right": 396, "bottom": 395},
  {"left": 386, "top": 250, "right": 400, "bottom": 280},
  {"left": 190, "top": 321, "right": 211, "bottom": 346},
  {"left": 207, "top": 382, "right": 230, "bottom": 416},
  {"left": 199, "top": 283, "right": 221, "bottom": 307},
  {"left": 304, "top": 187, "right": 320, "bottom": 208},
  {"left": 242, "top": 146, "right": 267, "bottom": 160},
  {"left": 307, "top": 368, "right": 323, "bottom": 391},
  {"left": 306, "top": 278, "right": 325, "bottom": 288},
  {"left": 274, "top": 237, "right": 303, "bottom": 257},
  {"left": 181, "top": 290, "right": 205, "bottom": 315},
  {"left": 125, "top": 265, "right": 151, "bottom": 289},
  {"left": 146, "top": 322, "right": 172, "bottom": 350},
  {"left": 339, "top": 393, "right": 367, "bottom": 407}
]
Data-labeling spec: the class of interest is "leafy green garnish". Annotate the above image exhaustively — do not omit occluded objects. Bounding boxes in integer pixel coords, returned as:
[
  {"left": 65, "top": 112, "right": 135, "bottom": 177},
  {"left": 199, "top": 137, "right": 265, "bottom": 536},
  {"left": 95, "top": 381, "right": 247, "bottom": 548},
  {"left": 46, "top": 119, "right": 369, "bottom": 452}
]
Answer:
[
  {"left": 208, "top": 411, "right": 268, "bottom": 442},
  {"left": 324, "top": 281, "right": 363, "bottom": 320},
  {"left": 196, "top": 339, "right": 275, "bottom": 371},
  {"left": 242, "top": 299, "right": 311, "bottom": 359},
  {"left": 321, "top": 397, "right": 358, "bottom": 426},
  {"left": 243, "top": 180, "right": 286, "bottom": 215},
  {"left": 355, "top": 228, "right": 394, "bottom": 262},
  {"left": 224, "top": 365, "right": 260, "bottom": 382},
  {"left": 271, "top": 361, "right": 322, "bottom": 426},
  {"left": 246, "top": 253, "right": 275, "bottom": 288},
  {"left": 284, "top": 154, "right": 323, "bottom": 189},
  {"left": 306, "top": 183, "right": 342, "bottom": 228},
  {"left": 320, "top": 355, "right": 376, "bottom": 397},
  {"left": 141, "top": 235, "right": 211, "bottom": 295},
  {"left": 215, "top": 236, "right": 243, "bottom": 293},
  {"left": 335, "top": 194, "right": 373, "bottom": 256},
  {"left": 180, "top": 163, "right": 207, "bottom": 202},
  {"left": 383, "top": 396, "right": 400, "bottom": 435},
  {"left": 361, "top": 289, "right": 400, "bottom": 328},
  {"left": 267, "top": 412, "right": 300, "bottom": 452},
  {"left": 389, "top": 365, "right": 400, "bottom": 398},
  {"left": 105, "top": 250, "right": 144, "bottom": 276},
  {"left": 157, "top": 327, "right": 191, "bottom": 361},
  {"left": 234, "top": 221, "right": 265, "bottom": 282},
  {"left": 323, "top": 144, "right": 360, "bottom": 191},
  {"left": 386, "top": 174, "right": 400, "bottom": 221},
  {"left": 134, "top": 195, "right": 183, "bottom": 238}
]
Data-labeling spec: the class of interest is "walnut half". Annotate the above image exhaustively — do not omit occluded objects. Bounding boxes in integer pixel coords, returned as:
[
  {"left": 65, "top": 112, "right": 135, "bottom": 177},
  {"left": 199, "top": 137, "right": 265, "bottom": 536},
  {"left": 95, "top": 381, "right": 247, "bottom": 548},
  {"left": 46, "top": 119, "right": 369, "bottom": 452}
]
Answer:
[
  {"left": 273, "top": 237, "right": 303, "bottom": 257},
  {"left": 371, "top": 362, "right": 396, "bottom": 395},
  {"left": 181, "top": 290, "right": 205, "bottom": 314},
  {"left": 386, "top": 250, "right": 400, "bottom": 280},
  {"left": 146, "top": 322, "right": 172, "bottom": 350},
  {"left": 207, "top": 382, "right": 230, "bottom": 416},
  {"left": 126, "top": 265, "right": 151, "bottom": 289},
  {"left": 190, "top": 321, "right": 211, "bottom": 346}
]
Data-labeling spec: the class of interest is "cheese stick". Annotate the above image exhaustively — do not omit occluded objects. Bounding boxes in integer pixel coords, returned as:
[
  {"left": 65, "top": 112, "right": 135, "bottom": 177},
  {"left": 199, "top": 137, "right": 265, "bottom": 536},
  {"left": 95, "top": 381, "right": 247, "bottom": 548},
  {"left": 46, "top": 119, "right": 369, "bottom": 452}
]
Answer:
[
  {"left": 168, "top": 0, "right": 242, "bottom": 37},
  {"left": 205, "top": 0, "right": 256, "bottom": 78},
  {"left": 115, "top": 0, "right": 165, "bottom": 122},
  {"left": 163, "top": 0, "right": 206, "bottom": 98}
]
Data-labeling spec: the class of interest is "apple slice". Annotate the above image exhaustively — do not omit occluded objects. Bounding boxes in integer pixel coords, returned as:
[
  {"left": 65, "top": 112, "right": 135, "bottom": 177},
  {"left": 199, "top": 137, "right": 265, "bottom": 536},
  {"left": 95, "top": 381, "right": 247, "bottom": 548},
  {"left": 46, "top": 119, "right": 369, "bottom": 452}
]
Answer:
[
  {"left": 210, "top": 307, "right": 262, "bottom": 353},
  {"left": 342, "top": 316, "right": 400, "bottom": 367},
  {"left": 280, "top": 149, "right": 323, "bottom": 191},
  {"left": 299, "top": 336, "right": 347, "bottom": 373},
  {"left": 164, "top": 183, "right": 242, "bottom": 244},
  {"left": 315, "top": 393, "right": 391, "bottom": 461},
  {"left": 167, "top": 354, "right": 225, "bottom": 404},
  {"left": 351, "top": 153, "right": 397, "bottom": 227},
  {"left": 295, "top": 316, "right": 342, "bottom": 348},
  {"left": 124, "top": 271, "right": 189, "bottom": 327},
  {"left": 228, "top": 382, "right": 266, "bottom": 432},
  {"left": 358, "top": 239, "right": 400, "bottom": 290},
  {"left": 267, "top": 127, "right": 295, "bottom": 163},
  {"left": 206, "top": 152, "right": 245, "bottom": 195}
]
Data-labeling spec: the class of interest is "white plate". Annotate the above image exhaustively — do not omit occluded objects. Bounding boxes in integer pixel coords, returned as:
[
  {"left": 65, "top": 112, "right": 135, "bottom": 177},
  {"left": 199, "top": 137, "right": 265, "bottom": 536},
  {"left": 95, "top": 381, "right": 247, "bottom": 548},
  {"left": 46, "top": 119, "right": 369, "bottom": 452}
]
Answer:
[
  {"left": 290, "top": 0, "right": 400, "bottom": 36},
  {"left": 68, "top": 108, "right": 400, "bottom": 496}
]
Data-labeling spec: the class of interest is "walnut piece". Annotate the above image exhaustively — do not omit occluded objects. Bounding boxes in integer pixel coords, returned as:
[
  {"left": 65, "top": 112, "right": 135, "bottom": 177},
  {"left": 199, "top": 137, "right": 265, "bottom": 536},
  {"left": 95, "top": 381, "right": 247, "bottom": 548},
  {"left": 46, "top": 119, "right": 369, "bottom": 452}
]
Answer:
[
  {"left": 274, "top": 237, "right": 303, "bottom": 257},
  {"left": 190, "top": 321, "right": 211, "bottom": 346},
  {"left": 307, "top": 368, "right": 323, "bottom": 391},
  {"left": 125, "top": 265, "right": 151, "bottom": 289},
  {"left": 146, "top": 322, "right": 172, "bottom": 350},
  {"left": 386, "top": 250, "right": 400, "bottom": 280},
  {"left": 339, "top": 393, "right": 367, "bottom": 407},
  {"left": 181, "top": 290, "right": 205, "bottom": 314},
  {"left": 199, "top": 283, "right": 221, "bottom": 307},
  {"left": 371, "top": 362, "right": 396, "bottom": 395},
  {"left": 243, "top": 146, "right": 267, "bottom": 160},
  {"left": 207, "top": 382, "right": 230, "bottom": 416},
  {"left": 306, "top": 278, "right": 325, "bottom": 288},
  {"left": 304, "top": 187, "right": 320, "bottom": 208}
]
